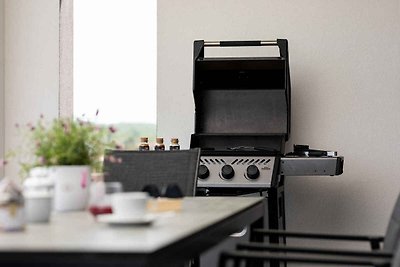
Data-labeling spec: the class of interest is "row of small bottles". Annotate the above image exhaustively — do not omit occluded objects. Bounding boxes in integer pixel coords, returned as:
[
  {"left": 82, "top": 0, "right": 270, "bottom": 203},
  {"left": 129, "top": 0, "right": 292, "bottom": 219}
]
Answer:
[{"left": 139, "top": 137, "right": 180, "bottom": 151}]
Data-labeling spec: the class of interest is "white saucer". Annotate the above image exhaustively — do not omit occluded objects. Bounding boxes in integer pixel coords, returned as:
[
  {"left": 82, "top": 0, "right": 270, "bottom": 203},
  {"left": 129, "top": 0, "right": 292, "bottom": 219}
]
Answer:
[{"left": 97, "top": 214, "right": 156, "bottom": 226}]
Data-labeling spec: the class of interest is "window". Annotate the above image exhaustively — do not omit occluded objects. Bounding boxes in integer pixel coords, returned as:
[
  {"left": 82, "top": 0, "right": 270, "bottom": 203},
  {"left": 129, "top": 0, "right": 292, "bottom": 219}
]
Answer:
[{"left": 73, "top": 0, "right": 157, "bottom": 149}]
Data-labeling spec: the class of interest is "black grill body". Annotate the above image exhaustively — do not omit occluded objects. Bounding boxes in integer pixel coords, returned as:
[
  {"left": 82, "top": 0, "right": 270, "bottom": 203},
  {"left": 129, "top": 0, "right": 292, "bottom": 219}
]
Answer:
[{"left": 190, "top": 41, "right": 291, "bottom": 266}]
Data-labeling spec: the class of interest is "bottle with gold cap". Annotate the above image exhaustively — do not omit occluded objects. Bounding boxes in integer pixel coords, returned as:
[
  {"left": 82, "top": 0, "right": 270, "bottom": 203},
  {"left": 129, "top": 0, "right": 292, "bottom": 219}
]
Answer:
[
  {"left": 154, "top": 137, "right": 165, "bottom": 151},
  {"left": 169, "top": 138, "right": 180, "bottom": 151},
  {"left": 139, "top": 137, "right": 150, "bottom": 151}
]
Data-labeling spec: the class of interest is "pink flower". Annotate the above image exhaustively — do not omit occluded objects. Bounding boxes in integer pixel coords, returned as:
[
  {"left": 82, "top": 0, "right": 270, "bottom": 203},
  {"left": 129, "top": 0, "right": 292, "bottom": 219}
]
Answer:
[
  {"left": 105, "top": 155, "right": 122, "bottom": 164},
  {"left": 63, "top": 122, "right": 70, "bottom": 134},
  {"left": 115, "top": 144, "right": 123, "bottom": 150},
  {"left": 38, "top": 156, "right": 46, "bottom": 165},
  {"left": 27, "top": 122, "right": 35, "bottom": 130},
  {"left": 0, "top": 159, "right": 8, "bottom": 167},
  {"left": 108, "top": 126, "right": 117, "bottom": 133},
  {"left": 105, "top": 155, "right": 117, "bottom": 163}
]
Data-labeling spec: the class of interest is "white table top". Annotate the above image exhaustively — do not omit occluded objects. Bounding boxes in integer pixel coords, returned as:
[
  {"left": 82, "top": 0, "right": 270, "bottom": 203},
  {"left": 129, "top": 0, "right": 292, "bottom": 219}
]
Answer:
[{"left": 0, "top": 197, "right": 263, "bottom": 254}]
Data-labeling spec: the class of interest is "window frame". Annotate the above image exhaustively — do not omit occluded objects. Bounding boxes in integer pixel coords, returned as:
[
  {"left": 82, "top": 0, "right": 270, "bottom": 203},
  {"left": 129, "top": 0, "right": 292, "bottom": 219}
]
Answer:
[{"left": 59, "top": 0, "right": 73, "bottom": 118}]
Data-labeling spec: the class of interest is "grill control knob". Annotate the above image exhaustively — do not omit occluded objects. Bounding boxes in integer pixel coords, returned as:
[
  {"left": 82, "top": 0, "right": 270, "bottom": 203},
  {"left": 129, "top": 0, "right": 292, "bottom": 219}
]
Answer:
[
  {"left": 198, "top": 165, "right": 210, "bottom": 180},
  {"left": 246, "top": 165, "right": 260, "bottom": 180},
  {"left": 221, "top": 165, "right": 235, "bottom": 180}
]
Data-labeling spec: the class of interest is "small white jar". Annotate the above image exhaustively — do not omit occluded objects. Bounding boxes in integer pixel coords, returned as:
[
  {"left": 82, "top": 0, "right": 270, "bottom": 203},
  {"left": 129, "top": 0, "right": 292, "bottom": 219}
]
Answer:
[{"left": 23, "top": 168, "right": 53, "bottom": 223}]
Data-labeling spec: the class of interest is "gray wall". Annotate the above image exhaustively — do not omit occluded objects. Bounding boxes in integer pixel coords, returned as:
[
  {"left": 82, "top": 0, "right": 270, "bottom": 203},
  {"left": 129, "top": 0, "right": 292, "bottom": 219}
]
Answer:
[
  {"left": 4, "top": 0, "right": 59, "bottom": 179},
  {"left": 157, "top": 0, "right": 400, "bottom": 241},
  {"left": 0, "top": 0, "right": 4, "bottom": 178}
]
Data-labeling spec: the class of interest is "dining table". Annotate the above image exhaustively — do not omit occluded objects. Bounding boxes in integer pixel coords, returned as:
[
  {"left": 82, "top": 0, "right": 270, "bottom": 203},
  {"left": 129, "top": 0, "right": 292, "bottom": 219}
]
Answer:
[{"left": 0, "top": 196, "right": 264, "bottom": 267}]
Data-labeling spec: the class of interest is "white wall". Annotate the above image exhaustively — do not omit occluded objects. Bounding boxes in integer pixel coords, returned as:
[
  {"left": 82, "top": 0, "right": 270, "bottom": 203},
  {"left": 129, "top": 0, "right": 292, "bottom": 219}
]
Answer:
[
  {"left": 0, "top": 0, "right": 4, "bottom": 178},
  {"left": 4, "top": 0, "right": 59, "bottom": 179},
  {"left": 158, "top": 0, "right": 400, "bottom": 241}
]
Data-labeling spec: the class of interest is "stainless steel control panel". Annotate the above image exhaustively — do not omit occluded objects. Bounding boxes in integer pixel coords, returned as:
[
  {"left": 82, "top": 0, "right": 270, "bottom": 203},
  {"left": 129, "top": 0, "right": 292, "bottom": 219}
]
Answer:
[{"left": 197, "top": 156, "right": 276, "bottom": 188}]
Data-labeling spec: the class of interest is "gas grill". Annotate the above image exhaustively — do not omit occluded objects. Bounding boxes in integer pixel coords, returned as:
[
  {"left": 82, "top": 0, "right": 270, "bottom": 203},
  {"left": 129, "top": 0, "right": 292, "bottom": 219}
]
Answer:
[{"left": 189, "top": 40, "right": 344, "bottom": 257}]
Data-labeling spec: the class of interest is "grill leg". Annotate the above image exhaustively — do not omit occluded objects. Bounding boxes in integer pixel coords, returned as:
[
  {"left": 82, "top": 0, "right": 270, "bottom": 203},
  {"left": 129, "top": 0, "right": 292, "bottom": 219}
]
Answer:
[
  {"left": 267, "top": 183, "right": 286, "bottom": 267},
  {"left": 248, "top": 184, "right": 286, "bottom": 267}
]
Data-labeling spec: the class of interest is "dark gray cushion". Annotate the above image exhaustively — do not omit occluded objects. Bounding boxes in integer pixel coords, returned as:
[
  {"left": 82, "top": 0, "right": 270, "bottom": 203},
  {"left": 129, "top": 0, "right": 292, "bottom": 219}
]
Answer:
[
  {"left": 392, "top": 243, "right": 400, "bottom": 267},
  {"left": 103, "top": 149, "right": 200, "bottom": 196},
  {"left": 383, "top": 194, "right": 400, "bottom": 252}
]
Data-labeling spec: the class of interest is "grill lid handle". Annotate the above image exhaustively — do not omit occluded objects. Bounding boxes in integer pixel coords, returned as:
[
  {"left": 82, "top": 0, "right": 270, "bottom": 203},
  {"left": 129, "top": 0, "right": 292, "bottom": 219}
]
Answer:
[{"left": 204, "top": 40, "right": 277, "bottom": 47}]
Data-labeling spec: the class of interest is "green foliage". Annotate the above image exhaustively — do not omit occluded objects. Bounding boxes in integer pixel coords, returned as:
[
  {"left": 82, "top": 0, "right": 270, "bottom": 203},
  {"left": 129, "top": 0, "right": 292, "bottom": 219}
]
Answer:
[
  {"left": 30, "top": 118, "right": 114, "bottom": 171},
  {"left": 1, "top": 117, "right": 157, "bottom": 178}
]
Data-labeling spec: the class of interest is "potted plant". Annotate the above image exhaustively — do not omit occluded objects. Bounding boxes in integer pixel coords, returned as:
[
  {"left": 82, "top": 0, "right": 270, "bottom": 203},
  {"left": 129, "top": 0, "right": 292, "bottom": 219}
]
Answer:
[{"left": 23, "top": 116, "right": 117, "bottom": 212}]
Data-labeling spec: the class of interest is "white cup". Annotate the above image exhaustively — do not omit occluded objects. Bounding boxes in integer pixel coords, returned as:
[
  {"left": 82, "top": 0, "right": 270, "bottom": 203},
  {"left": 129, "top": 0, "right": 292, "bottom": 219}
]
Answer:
[
  {"left": 24, "top": 193, "right": 52, "bottom": 223},
  {"left": 23, "top": 170, "right": 54, "bottom": 223},
  {"left": 111, "top": 192, "right": 149, "bottom": 218}
]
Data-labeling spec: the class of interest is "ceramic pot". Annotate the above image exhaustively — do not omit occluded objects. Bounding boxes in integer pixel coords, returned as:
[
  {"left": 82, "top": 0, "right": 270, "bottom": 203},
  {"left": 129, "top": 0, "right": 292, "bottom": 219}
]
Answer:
[{"left": 49, "top": 166, "right": 91, "bottom": 212}]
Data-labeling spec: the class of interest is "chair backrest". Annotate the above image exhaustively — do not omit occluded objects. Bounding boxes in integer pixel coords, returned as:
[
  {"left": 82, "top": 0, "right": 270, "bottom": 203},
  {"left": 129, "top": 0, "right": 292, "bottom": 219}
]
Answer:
[
  {"left": 383, "top": 193, "right": 400, "bottom": 252},
  {"left": 392, "top": 243, "right": 400, "bottom": 267},
  {"left": 103, "top": 149, "right": 200, "bottom": 196}
]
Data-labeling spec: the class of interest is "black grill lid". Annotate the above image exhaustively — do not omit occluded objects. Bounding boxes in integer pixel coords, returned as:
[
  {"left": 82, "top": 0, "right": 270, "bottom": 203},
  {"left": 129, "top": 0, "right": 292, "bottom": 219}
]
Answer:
[{"left": 192, "top": 40, "right": 291, "bottom": 140}]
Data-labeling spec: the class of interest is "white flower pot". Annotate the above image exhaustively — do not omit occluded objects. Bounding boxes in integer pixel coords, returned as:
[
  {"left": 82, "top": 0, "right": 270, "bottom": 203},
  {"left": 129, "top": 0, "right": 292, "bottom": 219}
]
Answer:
[{"left": 49, "top": 166, "right": 91, "bottom": 212}]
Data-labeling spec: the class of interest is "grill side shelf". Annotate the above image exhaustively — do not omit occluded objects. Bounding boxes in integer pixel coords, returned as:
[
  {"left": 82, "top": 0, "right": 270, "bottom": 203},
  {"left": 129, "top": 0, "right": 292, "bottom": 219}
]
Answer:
[{"left": 280, "top": 157, "right": 344, "bottom": 176}]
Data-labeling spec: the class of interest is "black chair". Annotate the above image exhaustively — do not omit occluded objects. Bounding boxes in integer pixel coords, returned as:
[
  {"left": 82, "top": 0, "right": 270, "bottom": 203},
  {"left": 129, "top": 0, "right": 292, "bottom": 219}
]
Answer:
[
  {"left": 218, "top": 246, "right": 398, "bottom": 267},
  {"left": 232, "top": 192, "right": 400, "bottom": 261},
  {"left": 103, "top": 149, "right": 201, "bottom": 196}
]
